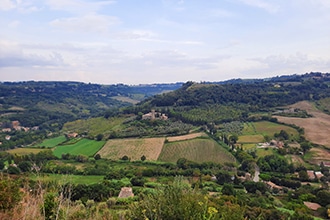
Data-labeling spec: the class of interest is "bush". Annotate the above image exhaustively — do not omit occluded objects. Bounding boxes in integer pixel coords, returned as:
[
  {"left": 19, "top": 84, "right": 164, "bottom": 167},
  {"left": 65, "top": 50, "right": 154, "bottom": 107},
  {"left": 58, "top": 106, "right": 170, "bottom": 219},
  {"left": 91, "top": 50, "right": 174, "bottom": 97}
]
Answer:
[
  {"left": 128, "top": 177, "right": 220, "bottom": 220},
  {"left": 0, "top": 176, "right": 22, "bottom": 210}
]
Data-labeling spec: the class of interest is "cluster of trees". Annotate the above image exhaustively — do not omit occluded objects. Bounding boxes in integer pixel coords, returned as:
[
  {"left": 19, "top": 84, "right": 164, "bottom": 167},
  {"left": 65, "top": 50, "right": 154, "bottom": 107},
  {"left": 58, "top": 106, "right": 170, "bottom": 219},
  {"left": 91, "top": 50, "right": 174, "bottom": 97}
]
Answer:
[
  {"left": 0, "top": 129, "right": 49, "bottom": 150},
  {"left": 257, "top": 154, "right": 294, "bottom": 173},
  {"left": 110, "top": 120, "right": 193, "bottom": 138}
]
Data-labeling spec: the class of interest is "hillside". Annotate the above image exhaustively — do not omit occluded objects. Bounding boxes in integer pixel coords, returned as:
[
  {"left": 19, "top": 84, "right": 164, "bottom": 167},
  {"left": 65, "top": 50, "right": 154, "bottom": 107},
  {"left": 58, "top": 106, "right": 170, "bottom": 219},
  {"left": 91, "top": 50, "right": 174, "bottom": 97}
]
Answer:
[
  {"left": 0, "top": 81, "right": 182, "bottom": 129},
  {"left": 2, "top": 73, "right": 330, "bottom": 219},
  {"left": 129, "top": 72, "right": 330, "bottom": 125}
]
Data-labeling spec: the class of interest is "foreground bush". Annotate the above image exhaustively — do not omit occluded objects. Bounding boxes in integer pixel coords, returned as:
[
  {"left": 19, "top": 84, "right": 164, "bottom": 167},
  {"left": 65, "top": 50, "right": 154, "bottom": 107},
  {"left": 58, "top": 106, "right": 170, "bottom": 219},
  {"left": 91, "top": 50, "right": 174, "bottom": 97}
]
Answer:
[{"left": 128, "top": 176, "right": 219, "bottom": 220}]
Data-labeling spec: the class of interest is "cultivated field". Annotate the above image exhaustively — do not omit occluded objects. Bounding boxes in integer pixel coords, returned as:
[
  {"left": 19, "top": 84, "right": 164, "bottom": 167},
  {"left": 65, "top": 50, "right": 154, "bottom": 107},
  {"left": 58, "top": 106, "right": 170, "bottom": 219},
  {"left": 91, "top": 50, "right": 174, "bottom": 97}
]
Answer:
[
  {"left": 7, "top": 148, "right": 48, "bottom": 156},
  {"left": 238, "top": 134, "right": 264, "bottom": 143},
  {"left": 97, "top": 137, "right": 165, "bottom": 161},
  {"left": 274, "top": 101, "right": 330, "bottom": 148},
  {"left": 53, "top": 139, "right": 105, "bottom": 158},
  {"left": 158, "top": 138, "right": 236, "bottom": 164},
  {"left": 32, "top": 135, "right": 67, "bottom": 148},
  {"left": 237, "top": 121, "right": 299, "bottom": 151},
  {"left": 62, "top": 116, "right": 127, "bottom": 137},
  {"left": 166, "top": 132, "right": 207, "bottom": 142},
  {"left": 305, "top": 147, "right": 330, "bottom": 165},
  {"left": 243, "top": 121, "right": 299, "bottom": 138}
]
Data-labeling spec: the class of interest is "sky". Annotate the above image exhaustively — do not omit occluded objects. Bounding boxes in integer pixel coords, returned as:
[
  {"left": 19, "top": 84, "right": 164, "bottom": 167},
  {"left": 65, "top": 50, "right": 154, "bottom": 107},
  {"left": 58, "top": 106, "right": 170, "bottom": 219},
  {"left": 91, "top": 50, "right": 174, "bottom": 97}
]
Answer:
[{"left": 0, "top": 0, "right": 330, "bottom": 85}]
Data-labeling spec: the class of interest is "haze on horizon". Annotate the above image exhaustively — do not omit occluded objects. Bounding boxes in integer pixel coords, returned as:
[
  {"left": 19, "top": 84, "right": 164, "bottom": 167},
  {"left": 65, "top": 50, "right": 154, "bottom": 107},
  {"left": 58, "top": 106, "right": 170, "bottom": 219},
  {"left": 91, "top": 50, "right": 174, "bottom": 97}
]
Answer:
[{"left": 0, "top": 0, "right": 330, "bottom": 85}]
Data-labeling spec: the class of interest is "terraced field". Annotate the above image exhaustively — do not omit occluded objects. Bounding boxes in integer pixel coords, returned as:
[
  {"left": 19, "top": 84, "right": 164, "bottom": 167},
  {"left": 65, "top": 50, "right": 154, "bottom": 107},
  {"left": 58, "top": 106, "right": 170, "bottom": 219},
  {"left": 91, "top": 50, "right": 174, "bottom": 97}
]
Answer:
[{"left": 158, "top": 138, "right": 235, "bottom": 164}]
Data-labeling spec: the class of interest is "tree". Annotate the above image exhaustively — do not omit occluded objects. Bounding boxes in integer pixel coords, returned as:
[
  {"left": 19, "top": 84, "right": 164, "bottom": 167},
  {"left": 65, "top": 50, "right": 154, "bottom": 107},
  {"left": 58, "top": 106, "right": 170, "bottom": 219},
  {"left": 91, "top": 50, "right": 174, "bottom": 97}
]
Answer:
[
  {"left": 0, "top": 176, "right": 22, "bottom": 209},
  {"left": 7, "top": 165, "right": 20, "bottom": 174},
  {"left": 229, "top": 134, "right": 238, "bottom": 145},
  {"left": 96, "top": 134, "right": 104, "bottom": 141},
  {"left": 221, "top": 183, "right": 236, "bottom": 196},
  {"left": 0, "top": 160, "right": 5, "bottom": 170},
  {"left": 130, "top": 176, "right": 145, "bottom": 186},
  {"left": 94, "top": 153, "right": 101, "bottom": 160},
  {"left": 298, "top": 170, "right": 309, "bottom": 181},
  {"left": 177, "top": 158, "right": 188, "bottom": 169},
  {"left": 316, "top": 190, "right": 330, "bottom": 206},
  {"left": 121, "top": 155, "right": 129, "bottom": 161},
  {"left": 141, "top": 155, "right": 146, "bottom": 161},
  {"left": 300, "top": 142, "right": 312, "bottom": 153},
  {"left": 216, "top": 171, "right": 233, "bottom": 185},
  {"left": 18, "top": 161, "right": 32, "bottom": 172}
]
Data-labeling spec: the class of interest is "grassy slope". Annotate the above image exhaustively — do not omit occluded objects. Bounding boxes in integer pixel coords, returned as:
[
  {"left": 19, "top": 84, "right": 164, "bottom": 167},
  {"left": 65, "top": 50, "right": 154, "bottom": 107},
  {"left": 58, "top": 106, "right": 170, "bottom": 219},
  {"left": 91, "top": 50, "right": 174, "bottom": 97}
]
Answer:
[
  {"left": 53, "top": 139, "right": 105, "bottom": 158},
  {"left": 158, "top": 138, "right": 235, "bottom": 164},
  {"left": 32, "top": 135, "right": 67, "bottom": 148},
  {"left": 62, "top": 116, "right": 127, "bottom": 137},
  {"left": 31, "top": 173, "right": 105, "bottom": 185},
  {"left": 243, "top": 121, "right": 299, "bottom": 138},
  {"left": 7, "top": 148, "right": 48, "bottom": 155}
]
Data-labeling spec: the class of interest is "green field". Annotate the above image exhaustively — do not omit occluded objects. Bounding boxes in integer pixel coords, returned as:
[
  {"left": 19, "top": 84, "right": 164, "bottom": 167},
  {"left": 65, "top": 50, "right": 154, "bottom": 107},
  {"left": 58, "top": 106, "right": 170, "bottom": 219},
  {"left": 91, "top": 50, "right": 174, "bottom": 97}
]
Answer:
[
  {"left": 243, "top": 121, "right": 299, "bottom": 138},
  {"left": 32, "top": 135, "right": 67, "bottom": 148},
  {"left": 238, "top": 134, "right": 264, "bottom": 143},
  {"left": 256, "top": 148, "right": 276, "bottom": 157},
  {"left": 53, "top": 138, "right": 106, "bottom": 158},
  {"left": 158, "top": 138, "right": 236, "bottom": 164},
  {"left": 7, "top": 148, "right": 48, "bottom": 155},
  {"left": 31, "top": 174, "right": 105, "bottom": 185}
]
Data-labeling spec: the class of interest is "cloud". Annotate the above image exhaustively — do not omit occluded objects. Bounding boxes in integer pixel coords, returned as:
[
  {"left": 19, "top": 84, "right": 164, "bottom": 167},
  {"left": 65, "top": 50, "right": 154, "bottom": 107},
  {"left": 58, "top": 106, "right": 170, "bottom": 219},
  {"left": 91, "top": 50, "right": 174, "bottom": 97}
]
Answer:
[
  {"left": 0, "top": 0, "right": 40, "bottom": 13},
  {"left": 50, "top": 13, "right": 120, "bottom": 33},
  {"left": 46, "top": 0, "right": 115, "bottom": 14},
  {"left": 0, "top": 40, "right": 65, "bottom": 68},
  {"left": 0, "top": 0, "right": 16, "bottom": 11},
  {"left": 238, "top": 0, "right": 280, "bottom": 13},
  {"left": 246, "top": 53, "right": 330, "bottom": 76},
  {"left": 8, "top": 20, "right": 20, "bottom": 28}
]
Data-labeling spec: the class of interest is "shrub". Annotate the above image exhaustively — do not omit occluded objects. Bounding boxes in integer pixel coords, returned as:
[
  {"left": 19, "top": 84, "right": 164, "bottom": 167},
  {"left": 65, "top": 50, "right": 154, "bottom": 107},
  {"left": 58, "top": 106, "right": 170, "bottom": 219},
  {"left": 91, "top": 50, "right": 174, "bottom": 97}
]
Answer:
[
  {"left": 128, "top": 177, "right": 219, "bottom": 220},
  {"left": 0, "top": 175, "right": 22, "bottom": 210}
]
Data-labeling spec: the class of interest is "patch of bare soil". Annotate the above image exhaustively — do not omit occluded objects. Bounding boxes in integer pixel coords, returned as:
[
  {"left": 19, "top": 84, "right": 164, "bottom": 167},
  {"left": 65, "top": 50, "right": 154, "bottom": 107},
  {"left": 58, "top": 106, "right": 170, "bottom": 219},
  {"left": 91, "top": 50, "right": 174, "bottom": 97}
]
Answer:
[
  {"left": 274, "top": 101, "right": 330, "bottom": 148},
  {"left": 166, "top": 132, "right": 207, "bottom": 142}
]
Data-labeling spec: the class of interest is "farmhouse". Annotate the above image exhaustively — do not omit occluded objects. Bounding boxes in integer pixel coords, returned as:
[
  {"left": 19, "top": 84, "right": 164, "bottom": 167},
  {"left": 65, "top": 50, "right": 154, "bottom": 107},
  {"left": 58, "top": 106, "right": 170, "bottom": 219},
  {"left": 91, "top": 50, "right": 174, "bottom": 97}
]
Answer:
[
  {"left": 265, "top": 181, "right": 283, "bottom": 191},
  {"left": 142, "top": 109, "right": 168, "bottom": 120},
  {"left": 1, "top": 128, "right": 11, "bottom": 132},
  {"left": 314, "top": 171, "right": 324, "bottom": 179},
  {"left": 66, "top": 132, "right": 79, "bottom": 138},
  {"left": 306, "top": 170, "right": 316, "bottom": 180}
]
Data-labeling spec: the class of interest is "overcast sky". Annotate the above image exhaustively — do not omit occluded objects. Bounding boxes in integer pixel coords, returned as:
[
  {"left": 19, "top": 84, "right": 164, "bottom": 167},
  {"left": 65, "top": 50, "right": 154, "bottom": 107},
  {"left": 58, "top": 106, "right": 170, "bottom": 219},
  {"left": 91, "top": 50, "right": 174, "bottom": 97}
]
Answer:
[{"left": 0, "top": 0, "right": 330, "bottom": 84}]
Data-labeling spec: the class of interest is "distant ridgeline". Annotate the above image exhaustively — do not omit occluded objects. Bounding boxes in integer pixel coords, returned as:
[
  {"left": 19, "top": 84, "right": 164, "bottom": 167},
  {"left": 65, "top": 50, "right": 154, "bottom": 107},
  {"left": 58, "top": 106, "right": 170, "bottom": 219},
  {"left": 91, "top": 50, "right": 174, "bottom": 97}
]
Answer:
[
  {"left": 125, "top": 72, "right": 330, "bottom": 125},
  {"left": 1, "top": 72, "right": 330, "bottom": 129},
  {"left": 0, "top": 81, "right": 182, "bottom": 130}
]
